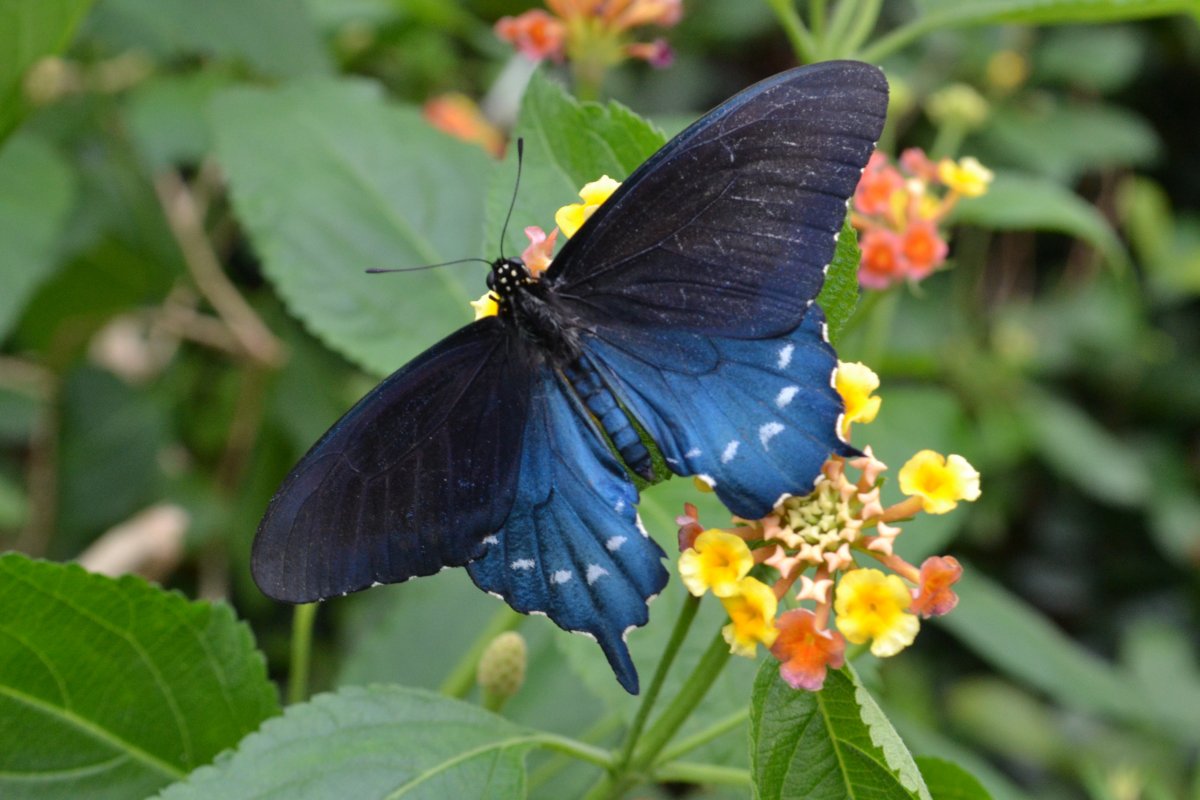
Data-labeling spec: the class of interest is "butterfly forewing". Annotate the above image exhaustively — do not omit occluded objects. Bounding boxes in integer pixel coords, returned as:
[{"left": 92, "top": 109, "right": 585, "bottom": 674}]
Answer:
[
  {"left": 252, "top": 318, "right": 532, "bottom": 603},
  {"left": 547, "top": 61, "right": 888, "bottom": 339}
]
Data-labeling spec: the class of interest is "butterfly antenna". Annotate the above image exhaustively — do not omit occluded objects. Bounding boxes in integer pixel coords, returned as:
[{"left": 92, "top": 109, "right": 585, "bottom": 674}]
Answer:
[
  {"left": 365, "top": 257, "right": 492, "bottom": 275},
  {"left": 499, "top": 137, "right": 524, "bottom": 260}
]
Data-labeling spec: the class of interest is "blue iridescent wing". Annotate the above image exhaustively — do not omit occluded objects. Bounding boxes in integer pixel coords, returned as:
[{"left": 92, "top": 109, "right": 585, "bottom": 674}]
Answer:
[
  {"left": 466, "top": 366, "right": 668, "bottom": 694},
  {"left": 546, "top": 61, "right": 888, "bottom": 339},
  {"left": 252, "top": 319, "right": 531, "bottom": 603},
  {"left": 582, "top": 308, "right": 851, "bottom": 520}
]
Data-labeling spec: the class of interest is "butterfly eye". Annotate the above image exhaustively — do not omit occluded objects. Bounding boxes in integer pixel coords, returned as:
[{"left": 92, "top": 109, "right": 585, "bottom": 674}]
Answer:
[{"left": 486, "top": 271, "right": 496, "bottom": 291}]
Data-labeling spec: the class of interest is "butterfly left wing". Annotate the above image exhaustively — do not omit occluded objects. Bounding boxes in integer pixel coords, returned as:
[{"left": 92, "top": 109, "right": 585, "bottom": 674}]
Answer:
[
  {"left": 252, "top": 319, "right": 531, "bottom": 603},
  {"left": 467, "top": 364, "right": 668, "bottom": 694}
]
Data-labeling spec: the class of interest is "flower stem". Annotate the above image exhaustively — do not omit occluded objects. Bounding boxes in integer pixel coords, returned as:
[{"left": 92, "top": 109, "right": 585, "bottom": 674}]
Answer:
[
  {"left": 653, "top": 761, "right": 752, "bottom": 786},
  {"left": 841, "top": 0, "right": 882, "bottom": 57},
  {"left": 657, "top": 707, "right": 749, "bottom": 763},
  {"left": 439, "top": 605, "right": 523, "bottom": 699},
  {"left": 763, "top": 0, "right": 817, "bottom": 63},
  {"left": 615, "top": 593, "right": 701, "bottom": 770},
  {"left": 287, "top": 602, "right": 318, "bottom": 705}
]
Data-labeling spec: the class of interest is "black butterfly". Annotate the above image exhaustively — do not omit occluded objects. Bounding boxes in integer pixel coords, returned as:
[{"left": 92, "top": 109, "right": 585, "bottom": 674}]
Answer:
[{"left": 253, "top": 61, "right": 889, "bottom": 693}]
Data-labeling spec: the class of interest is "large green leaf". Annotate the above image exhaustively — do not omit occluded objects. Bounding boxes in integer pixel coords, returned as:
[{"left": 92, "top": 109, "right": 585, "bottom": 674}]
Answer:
[
  {"left": 0, "top": 554, "right": 279, "bottom": 800},
  {"left": 155, "top": 685, "right": 537, "bottom": 800},
  {"left": 750, "top": 662, "right": 931, "bottom": 799},
  {"left": 484, "top": 71, "right": 666, "bottom": 258},
  {"left": 818, "top": 221, "right": 862, "bottom": 345},
  {"left": 950, "top": 171, "right": 1126, "bottom": 269},
  {"left": 916, "top": 757, "right": 994, "bottom": 800},
  {"left": 87, "top": 0, "right": 330, "bottom": 80},
  {"left": 211, "top": 79, "right": 494, "bottom": 375},
  {"left": 0, "top": 133, "right": 75, "bottom": 340},
  {"left": 0, "top": 0, "right": 93, "bottom": 140}
]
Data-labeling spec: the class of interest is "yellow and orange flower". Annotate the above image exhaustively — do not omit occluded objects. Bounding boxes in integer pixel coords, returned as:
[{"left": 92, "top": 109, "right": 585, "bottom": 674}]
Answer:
[
  {"left": 834, "top": 361, "right": 882, "bottom": 437},
  {"left": 555, "top": 175, "right": 621, "bottom": 237},
  {"left": 770, "top": 608, "right": 846, "bottom": 691},
  {"left": 834, "top": 568, "right": 919, "bottom": 657},
  {"left": 678, "top": 529, "right": 753, "bottom": 598},
  {"left": 898, "top": 450, "right": 981, "bottom": 514},
  {"left": 910, "top": 555, "right": 963, "bottom": 617},
  {"left": 720, "top": 577, "right": 780, "bottom": 656}
]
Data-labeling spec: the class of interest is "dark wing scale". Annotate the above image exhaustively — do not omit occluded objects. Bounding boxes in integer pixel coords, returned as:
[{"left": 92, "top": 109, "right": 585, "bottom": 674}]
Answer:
[
  {"left": 467, "top": 366, "right": 668, "bottom": 694},
  {"left": 546, "top": 60, "right": 888, "bottom": 339},
  {"left": 252, "top": 318, "right": 531, "bottom": 603},
  {"left": 583, "top": 308, "right": 853, "bottom": 520}
]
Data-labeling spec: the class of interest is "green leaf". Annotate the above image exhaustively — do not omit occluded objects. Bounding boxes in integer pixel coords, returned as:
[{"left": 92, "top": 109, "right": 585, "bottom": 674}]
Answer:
[
  {"left": 916, "top": 757, "right": 994, "bottom": 800},
  {"left": 750, "top": 662, "right": 931, "bottom": 800},
  {"left": 485, "top": 71, "right": 666, "bottom": 258},
  {"left": 0, "top": 0, "right": 93, "bottom": 140},
  {"left": 87, "top": 0, "right": 331, "bottom": 80},
  {"left": 912, "top": 0, "right": 1195, "bottom": 25},
  {"left": 0, "top": 133, "right": 75, "bottom": 340},
  {"left": 125, "top": 72, "right": 235, "bottom": 170},
  {"left": 0, "top": 554, "right": 279, "bottom": 800},
  {"left": 935, "top": 568, "right": 1148, "bottom": 726},
  {"left": 1019, "top": 388, "right": 1151, "bottom": 508},
  {"left": 950, "top": 171, "right": 1127, "bottom": 269},
  {"left": 210, "top": 79, "right": 494, "bottom": 375},
  {"left": 155, "top": 685, "right": 537, "bottom": 800},
  {"left": 818, "top": 221, "right": 861, "bottom": 345}
]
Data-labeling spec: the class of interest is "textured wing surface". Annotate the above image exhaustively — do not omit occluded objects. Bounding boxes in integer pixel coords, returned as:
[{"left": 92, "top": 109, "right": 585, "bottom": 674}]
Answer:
[
  {"left": 467, "top": 366, "right": 669, "bottom": 694},
  {"left": 547, "top": 61, "right": 887, "bottom": 338},
  {"left": 584, "top": 309, "right": 852, "bottom": 520},
  {"left": 253, "top": 318, "right": 531, "bottom": 603}
]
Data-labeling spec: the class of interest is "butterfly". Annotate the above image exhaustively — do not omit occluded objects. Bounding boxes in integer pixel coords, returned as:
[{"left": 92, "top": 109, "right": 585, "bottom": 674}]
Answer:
[{"left": 252, "top": 60, "right": 889, "bottom": 694}]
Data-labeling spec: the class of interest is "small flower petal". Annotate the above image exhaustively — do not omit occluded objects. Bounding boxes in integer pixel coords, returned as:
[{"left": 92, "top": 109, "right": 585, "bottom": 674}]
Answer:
[
  {"left": 835, "top": 361, "right": 882, "bottom": 437},
  {"left": 938, "top": 156, "right": 993, "bottom": 198},
  {"left": 834, "top": 568, "right": 919, "bottom": 657},
  {"left": 470, "top": 292, "right": 499, "bottom": 320},
  {"left": 721, "top": 577, "right": 779, "bottom": 656},
  {"left": 910, "top": 555, "right": 963, "bottom": 617},
  {"left": 677, "top": 529, "right": 754, "bottom": 598},
  {"left": 898, "top": 450, "right": 981, "bottom": 514},
  {"left": 495, "top": 10, "right": 566, "bottom": 62},
  {"left": 770, "top": 608, "right": 846, "bottom": 691},
  {"left": 857, "top": 227, "right": 907, "bottom": 290},
  {"left": 555, "top": 176, "right": 621, "bottom": 238},
  {"left": 520, "top": 226, "right": 558, "bottom": 276}
]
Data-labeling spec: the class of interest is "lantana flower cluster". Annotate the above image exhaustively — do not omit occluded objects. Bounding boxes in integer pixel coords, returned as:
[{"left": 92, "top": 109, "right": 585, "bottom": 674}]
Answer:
[
  {"left": 677, "top": 363, "right": 979, "bottom": 692},
  {"left": 495, "top": 0, "right": 680, "bottom": 69},
  {"left": 852, "top": 148, "right": 993, "bottom": 290}
]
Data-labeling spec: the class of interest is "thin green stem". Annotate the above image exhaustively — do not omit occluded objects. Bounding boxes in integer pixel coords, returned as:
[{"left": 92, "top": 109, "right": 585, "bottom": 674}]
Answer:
[
  {"left": 840, "top": 0, "right": 882, "bottom": 57},
  {"left": 615, "top": 593, "right": 701, "bottom": 771},
  {"left": 629, "top": 629, "right": 732, "bottom": 772},
  {"left": 824, "top": 0, "right": 864, "bottom": 58},
  {"left": 653, "top": 761, "right": 752, "bottom": 787},
  {"left": 809, "top": 0, "right": 827, "bottom": 38},
  {"left": 529, "top": 712, "right": 624, "bottom": 791},
  {"left": 859, "top": 17, "right": 941, "bottom": 63},
  {"left": 657, "top": 707, "right": 749, "bottom": 763},
  {"left": 763, "top": 0, "right": 817, "bottom": 63},
  {"left": 531, "top": 733, "right": 615, "bottom": 769},
  {"left": 287, "top": 603, "right": 318, "bottom": 705},
  {"left": 439, "top": 606, "right": 523, "bottom": 699}
]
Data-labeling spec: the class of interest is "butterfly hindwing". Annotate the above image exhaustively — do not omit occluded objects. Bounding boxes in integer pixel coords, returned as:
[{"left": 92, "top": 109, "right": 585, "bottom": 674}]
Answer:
[
  {"left": 547, "top": 60, "right": 888, "bottom": 339},
  {"left": 252, "top": 319, "right": 531, "bottom": 603},
  {"left": 467, "top": 366, "right": 669, "bottom": 694},
  {"left": 583, "top": 308, "right": 851, "bottom": 520}
]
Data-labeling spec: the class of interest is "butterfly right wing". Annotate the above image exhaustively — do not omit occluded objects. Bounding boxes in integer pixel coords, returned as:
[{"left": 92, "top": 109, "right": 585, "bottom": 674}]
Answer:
[{"left": 252, "top": 318, "right": 532, "bottom": 603}]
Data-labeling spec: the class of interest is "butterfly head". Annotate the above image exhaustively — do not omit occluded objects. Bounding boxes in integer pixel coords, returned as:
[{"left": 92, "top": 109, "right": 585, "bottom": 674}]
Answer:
[{"left": 487, "top": 257, "right": 533, "bottom": 299}]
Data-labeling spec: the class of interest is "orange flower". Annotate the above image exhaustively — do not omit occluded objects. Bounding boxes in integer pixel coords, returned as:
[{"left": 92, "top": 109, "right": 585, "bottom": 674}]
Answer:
[
  {"left": 422, "top": 93, "right": 505, "bottom": 158},
  {"left": 520, "top": 226, "right": 558, "bottom": 277},
  {"left": 854, "top": 151, "right": 904, "bottom": 216},
  {"left": 495, "top": 10, "right": 567, "bottom": 62},
  {"left": 910, "top": 555, "right": 963, "bottom": 617},
  {"left": 675, "top": 502, "right": 703, "bottom": 552},
  {"left": 900, "top": 220, "right": 948, "bottom": 279},
  {"left": 857, "top": 228, "right": 905, "bottom": 290},
  {"left": 770, "top": 608, "right": 846, "bottom": 691}
]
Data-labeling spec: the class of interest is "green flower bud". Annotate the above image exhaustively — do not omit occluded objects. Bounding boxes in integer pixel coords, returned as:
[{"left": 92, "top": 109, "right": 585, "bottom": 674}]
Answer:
[
  {"left": 477, "top": 631, "right": 527, "bottom": 709},
  {"left": 925, "top": 83, "right": 990, "bottom": 131}
]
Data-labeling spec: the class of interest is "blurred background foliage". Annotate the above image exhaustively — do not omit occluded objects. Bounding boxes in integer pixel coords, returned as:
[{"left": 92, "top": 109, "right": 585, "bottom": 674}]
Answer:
[{"left": 1, "top": 1, "right": 1199, "bottom": 798}]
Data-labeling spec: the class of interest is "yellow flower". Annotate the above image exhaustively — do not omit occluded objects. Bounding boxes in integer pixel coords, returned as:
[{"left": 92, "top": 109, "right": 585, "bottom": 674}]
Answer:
[
  {"left": 898, "top": 450, "right": 981, "bottom": 514},
  {"left": 555, "top": 175, "right": 621, "bottom": 237},
  {"left": 834, "top": 568, "right": 919, "bottom": 657},
  {"left": 720, "top": 577, "right": 779, "bottom": 656},
  {"left": 938, "top": 157, "right": 993, "bottom": 198},
  {"left": 470, "top": 292, "right": 499, "bottom": 320},
  {"left": 678, "top": 530, "right": 753, "bottom": 598},
  {"left": 834, "top": 361, "right": 882, "bottom": 437}
]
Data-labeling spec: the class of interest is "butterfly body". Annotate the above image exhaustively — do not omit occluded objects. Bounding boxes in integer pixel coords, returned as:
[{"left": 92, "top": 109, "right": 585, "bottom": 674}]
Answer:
[{"left": 254, "top": 61, "right": 889, "bottom": 693}]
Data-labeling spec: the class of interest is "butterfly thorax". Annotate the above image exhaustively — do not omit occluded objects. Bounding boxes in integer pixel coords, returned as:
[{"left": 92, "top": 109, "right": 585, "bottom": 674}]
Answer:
[{"left": 489, "top": 257, "right": 583, "bottom": 365}]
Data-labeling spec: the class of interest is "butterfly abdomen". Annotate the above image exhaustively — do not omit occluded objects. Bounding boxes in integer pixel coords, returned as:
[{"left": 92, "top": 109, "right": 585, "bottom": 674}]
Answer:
[{"left": 563, "top": 357, "right": 654, "bottom": 481}]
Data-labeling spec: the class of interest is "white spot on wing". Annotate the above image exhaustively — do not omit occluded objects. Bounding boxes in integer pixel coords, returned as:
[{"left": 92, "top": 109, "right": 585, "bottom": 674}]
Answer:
[
  {"left": 759, "top": 422, "right": 784, "bottom": 449},
  {"left": 586, "top": 564, "right": 608, "bottom": 584},
  {"left": 606, "top": 535, "right": 627, "bottom": 551},
  {"left": 483, "top": 535, "right": 499, "bottom": 545},
  {"left": 721, "top": 440, "right": 740, "bottom": 463},
  {"left": 635, "top": 514, "right": 649, "bottom": 538},
  {"left": 511, "top": 559, "right": 535, "bottom": 570},
  {"left": 551, "top": 569, "right": 572, "bottom": 584},
  {"left": 684, "top": 447, "right": 701, "bottom": 459},
  {"left": 777, "top": 343, "right": 794, "bottom": 370},
  {"left": 776, "top": 385, "right": 799, "bottom": 408},
  {"left": 614, "top": 498, "right": 625, "bottom": 513}
]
